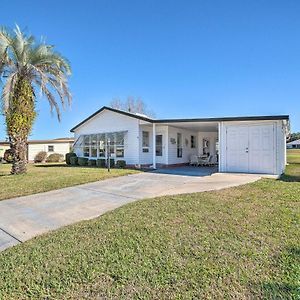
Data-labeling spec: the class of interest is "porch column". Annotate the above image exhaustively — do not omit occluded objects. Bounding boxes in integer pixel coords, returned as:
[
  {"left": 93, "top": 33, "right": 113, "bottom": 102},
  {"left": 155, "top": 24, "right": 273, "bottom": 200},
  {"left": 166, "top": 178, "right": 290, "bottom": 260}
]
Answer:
[{"left": 152, "top": 123, "right": 156, "bottom": 169}]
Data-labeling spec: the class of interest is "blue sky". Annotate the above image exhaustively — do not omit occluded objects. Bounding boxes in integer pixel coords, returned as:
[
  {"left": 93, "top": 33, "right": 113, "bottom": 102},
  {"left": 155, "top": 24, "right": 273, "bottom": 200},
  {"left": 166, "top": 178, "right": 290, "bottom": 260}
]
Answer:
[{"left": 0, "top": 0, "right": 299, "bottom": 139}]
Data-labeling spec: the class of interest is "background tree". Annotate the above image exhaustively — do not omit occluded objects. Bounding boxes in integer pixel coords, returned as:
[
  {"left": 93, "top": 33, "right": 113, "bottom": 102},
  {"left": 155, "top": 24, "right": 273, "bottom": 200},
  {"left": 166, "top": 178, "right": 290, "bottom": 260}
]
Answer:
[
  {"left": 0, "top": 25, "right": 71, "bottom": 174},
  {"left": 110, "top": 96, "right": 155, "bottom": 117},
  {"left": 288, "top": 132, "right": 300, "bottom": 142}
]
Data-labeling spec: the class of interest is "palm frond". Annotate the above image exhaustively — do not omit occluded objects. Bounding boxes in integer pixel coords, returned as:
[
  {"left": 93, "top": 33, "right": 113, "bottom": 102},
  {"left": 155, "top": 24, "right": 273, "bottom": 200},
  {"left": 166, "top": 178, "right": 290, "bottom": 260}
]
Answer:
[
  {"left": 0, "top": 25, "right": 72, "bottom": 120},
  {"left": 2, "top": 72, "right": 18, "bottom": 112}
]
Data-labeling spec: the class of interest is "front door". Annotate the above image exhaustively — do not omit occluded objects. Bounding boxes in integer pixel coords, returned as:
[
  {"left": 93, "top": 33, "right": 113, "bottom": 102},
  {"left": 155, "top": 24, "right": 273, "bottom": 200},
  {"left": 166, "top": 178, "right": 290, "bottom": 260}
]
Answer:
[
  {"left": 248, "top": 124, "right": 275, "bottom": 174},
  {"left": 226, "top": 125, "right": 249, "bottom": 172}
]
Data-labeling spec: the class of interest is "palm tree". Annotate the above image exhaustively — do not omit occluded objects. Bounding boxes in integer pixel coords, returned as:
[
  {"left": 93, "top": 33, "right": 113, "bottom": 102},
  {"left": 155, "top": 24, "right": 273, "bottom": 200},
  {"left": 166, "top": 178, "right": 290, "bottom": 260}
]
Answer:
[{"left": 0, "top": 25, "right": 71, "bottom": 174}]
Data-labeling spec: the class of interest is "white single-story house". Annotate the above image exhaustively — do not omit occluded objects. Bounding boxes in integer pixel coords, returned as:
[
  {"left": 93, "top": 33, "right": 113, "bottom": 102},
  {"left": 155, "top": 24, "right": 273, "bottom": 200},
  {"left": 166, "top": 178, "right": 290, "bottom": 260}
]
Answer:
[
  {"left": 26, "top": 138, "right": 74, "bottom": 161},
  {"left": 70, "top": 106, "right": 289, "bottom": 175},
  {"left": 287, "top": 139, "right": 300, "bottom": 149},
  {"left": 0, "top": 137, "right": 74, "bottom": 162}
]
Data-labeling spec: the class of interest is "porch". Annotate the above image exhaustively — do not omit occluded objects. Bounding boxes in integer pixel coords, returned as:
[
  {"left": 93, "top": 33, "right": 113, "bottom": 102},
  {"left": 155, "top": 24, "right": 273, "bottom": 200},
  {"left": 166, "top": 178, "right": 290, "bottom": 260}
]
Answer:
[{"left": 139, "top": 120, "right": 220, "bottom": 169}]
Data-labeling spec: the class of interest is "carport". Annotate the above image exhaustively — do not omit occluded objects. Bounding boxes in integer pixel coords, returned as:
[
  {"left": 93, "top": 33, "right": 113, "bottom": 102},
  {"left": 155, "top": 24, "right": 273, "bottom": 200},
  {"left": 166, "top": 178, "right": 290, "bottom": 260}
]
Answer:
[{"left": 149, "top": 115, "right": 289, "bottom": 175}]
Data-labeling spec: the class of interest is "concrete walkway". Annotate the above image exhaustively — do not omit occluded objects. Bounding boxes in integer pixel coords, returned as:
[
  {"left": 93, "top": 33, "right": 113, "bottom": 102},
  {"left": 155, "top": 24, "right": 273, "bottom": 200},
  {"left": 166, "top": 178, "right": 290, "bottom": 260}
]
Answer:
[{"left": 0, "top": 171, "right": 261, "bottom": 252}]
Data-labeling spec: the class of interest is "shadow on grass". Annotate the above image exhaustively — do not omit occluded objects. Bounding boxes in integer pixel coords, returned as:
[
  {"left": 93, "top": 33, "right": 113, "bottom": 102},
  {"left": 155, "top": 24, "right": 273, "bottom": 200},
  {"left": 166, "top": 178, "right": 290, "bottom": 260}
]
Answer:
[
  {"left": 34, "top": 164, "right": 105, "bottom": 169},
  {"left": 34, "top": 164, "right": 69, "bottom": 168},
  {"left": 280, "top": 174, "right": 300, "bottom": 182},
  {"left": 279, "top": 162, "right": 300, "bottom": 182},
  {"left": 258, "top": 247, "right": 300, "bottom": 299},
  {"left": 261, "top": 283, "right": 300, "bottom": 299}
]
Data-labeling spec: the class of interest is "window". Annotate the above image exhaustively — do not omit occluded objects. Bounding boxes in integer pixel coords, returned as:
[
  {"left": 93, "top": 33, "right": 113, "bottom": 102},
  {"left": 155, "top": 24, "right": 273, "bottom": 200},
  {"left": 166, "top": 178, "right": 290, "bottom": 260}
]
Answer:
[
  {"left": 83, "top": 135, "right": 90, "bottom": 157},
  {"left": 142, "top": 131, "right": 149, "bottom": 153},
  {"left": 177, "top": 133, "right": 182, "bottom": 158},
  {"left": 107, "top": 133, "right": 115, "bottom": 155},
  {"left": 74, "top": 132, "right": 126, "bottom": 159},
  {"left": 156, "top": 135, "right": 163, "bottom": 156},
  {"left": 98, "top": 133, "right": 106, "bottom": 157},
  {"left": 116, "top": 132, "right": 125, "bottom": 157},
  {"left": 191, "top": 135, "right": 196, "bottom": 148},
  {"left": 90, "top": 134, "right": 97, "bottom": 157},
  {"left": 48, "top": 145, "right": 54, "bottom": 152}
]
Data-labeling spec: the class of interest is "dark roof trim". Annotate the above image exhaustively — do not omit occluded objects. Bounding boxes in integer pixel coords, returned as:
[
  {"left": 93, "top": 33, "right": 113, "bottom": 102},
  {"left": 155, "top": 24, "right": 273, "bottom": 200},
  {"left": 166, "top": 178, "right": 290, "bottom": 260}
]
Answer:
[
  {"left": 70, "top": 106, "right": 153, "bottom": 132},
  {"left": 154, "top": 115, "right": 289, "bottom": 123},
  {"left": 70, "top": 106, "right": 289, "bottom": 132}
]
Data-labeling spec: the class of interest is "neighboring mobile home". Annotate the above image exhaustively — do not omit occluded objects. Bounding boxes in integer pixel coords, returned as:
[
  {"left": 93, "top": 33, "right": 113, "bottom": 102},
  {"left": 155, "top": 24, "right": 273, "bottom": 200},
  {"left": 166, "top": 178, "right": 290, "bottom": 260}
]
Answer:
[
  {"left": 0, "top": 138, "right": 74, "bottom": 162},
  {"left": 0, "top": 142, "right": 10, "bottom": 158},
  {"left": 70, "top": 106, "right": 289, "bottom": 175},
  {"left": 287, "top": 139, "right": 300, "bottom": 149}
]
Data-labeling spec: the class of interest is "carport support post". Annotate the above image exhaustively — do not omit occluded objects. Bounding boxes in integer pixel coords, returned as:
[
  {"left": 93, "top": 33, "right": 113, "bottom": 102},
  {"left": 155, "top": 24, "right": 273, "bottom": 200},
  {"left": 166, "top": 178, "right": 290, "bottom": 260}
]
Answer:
[{"left": 152, "top": 123, "right": 156, "bottom": 169}]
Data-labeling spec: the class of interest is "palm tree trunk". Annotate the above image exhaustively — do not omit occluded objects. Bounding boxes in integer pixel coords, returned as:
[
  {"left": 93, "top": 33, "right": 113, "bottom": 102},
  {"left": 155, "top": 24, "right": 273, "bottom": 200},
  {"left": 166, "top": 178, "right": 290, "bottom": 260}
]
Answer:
[
  {"left": 5, "top": 77, "right": 36, "bottom": 175},
  {"left": 10, "top": 138, "right": 28, "bottom": 174}
]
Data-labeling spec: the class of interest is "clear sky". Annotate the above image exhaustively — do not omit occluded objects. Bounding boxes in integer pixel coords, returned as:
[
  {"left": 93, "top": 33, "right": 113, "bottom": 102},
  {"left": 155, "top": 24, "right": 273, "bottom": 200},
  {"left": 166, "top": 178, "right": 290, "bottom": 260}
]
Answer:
[{"left": 0, "top": 0, "right": 299, "bottom": 140}]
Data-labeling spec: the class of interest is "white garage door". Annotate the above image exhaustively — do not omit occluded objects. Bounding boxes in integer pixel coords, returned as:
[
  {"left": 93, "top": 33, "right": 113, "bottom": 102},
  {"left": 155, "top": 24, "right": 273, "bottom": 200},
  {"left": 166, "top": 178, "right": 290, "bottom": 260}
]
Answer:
[{"left": 226, "top": 124, "right": 275, "bottom": 174}]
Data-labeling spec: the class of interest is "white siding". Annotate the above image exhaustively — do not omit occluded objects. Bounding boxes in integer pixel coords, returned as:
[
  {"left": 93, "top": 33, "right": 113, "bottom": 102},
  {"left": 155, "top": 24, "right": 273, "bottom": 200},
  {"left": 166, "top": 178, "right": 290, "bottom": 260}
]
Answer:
[
  {"left": 219, "top": 120, "right": 286, "bottom": 175},
  {"left": 28, "top": 143, "right": 71, "bottom": 161},
  {"left": 167, "top": 126, "right": 198, "bottom": 164},
  {"left": 73, "top": 110, "right": 140, "bottom": 165}
]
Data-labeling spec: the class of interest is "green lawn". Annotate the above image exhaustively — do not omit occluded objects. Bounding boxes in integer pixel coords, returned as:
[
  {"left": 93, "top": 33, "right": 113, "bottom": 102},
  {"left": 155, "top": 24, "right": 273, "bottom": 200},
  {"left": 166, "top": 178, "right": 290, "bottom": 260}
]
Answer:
[
  {"left": 0, "top": 163, "right": 138, "bottom": 201},
  {"left": 0, "top": 154, "right": 299, "bottom": 299},
  {"left": 287, "top": 149, "right": 300, "bottom": 164}
]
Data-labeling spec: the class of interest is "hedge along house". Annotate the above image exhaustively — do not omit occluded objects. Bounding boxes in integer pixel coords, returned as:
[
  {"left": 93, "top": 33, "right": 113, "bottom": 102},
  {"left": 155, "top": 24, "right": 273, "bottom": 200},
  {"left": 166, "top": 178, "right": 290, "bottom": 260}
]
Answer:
[{"left": 70, "top": 106, "right": 289, "bottom": 175}]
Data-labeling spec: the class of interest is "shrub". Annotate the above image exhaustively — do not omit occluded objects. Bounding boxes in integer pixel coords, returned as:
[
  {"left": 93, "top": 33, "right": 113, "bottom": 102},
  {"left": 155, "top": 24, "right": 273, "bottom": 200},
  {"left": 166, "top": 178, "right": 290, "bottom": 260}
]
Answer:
[
  {"left": 66, "top": 152, "right": 76, "bottom": 165},
  {"left": 88, "top": 159, "right": 96, "bottom": 166},
  {"left": 78, "top": 157, "right": 89, "bottom": 166},
  {"left": 34, "top": 151, "right": 47, "bottom": 163},
  {"left": 70, "top": 156, "right": 78, "bottom": 165},
  {"left": 46, "top": 153, "right": 64, "bottom": 163},
  {"left": 116, "top": 160, "right": 126, "bottom": 168},
  {"left": 3, "top": 149, "right": 14, "bottom": 163},
  {"left": 95, "top": 158, "right": 115, "bottom": 168},
  {"left": 96, "top": 159, "right": 106, "bottom": 168}
]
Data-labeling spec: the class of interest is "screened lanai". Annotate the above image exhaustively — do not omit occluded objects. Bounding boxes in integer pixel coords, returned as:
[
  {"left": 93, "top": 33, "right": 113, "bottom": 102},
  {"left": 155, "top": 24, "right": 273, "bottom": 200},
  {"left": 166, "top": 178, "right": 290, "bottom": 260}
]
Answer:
[{"left": 73, "top": 131, "right": 127, "bottom": 160}]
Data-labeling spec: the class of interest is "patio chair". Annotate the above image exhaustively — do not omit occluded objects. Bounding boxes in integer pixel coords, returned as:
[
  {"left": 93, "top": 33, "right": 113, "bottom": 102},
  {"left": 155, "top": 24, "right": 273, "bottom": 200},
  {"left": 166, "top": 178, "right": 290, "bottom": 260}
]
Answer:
[
  {"left": 208, "top": 155, "right": 218, "bottom": 166},
  {"left": 198, "top": 155, "right": 211, "bottom": 166},
  {"left": 189, "top": 155, "right": 199, "bottom": 166}
]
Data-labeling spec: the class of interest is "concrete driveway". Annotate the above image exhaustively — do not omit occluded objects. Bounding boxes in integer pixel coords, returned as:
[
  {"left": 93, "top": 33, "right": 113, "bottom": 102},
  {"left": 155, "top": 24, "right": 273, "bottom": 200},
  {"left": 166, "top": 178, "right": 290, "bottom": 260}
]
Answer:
[{"left": 0, "top": 170, "right": 261, "bottom": 252}]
